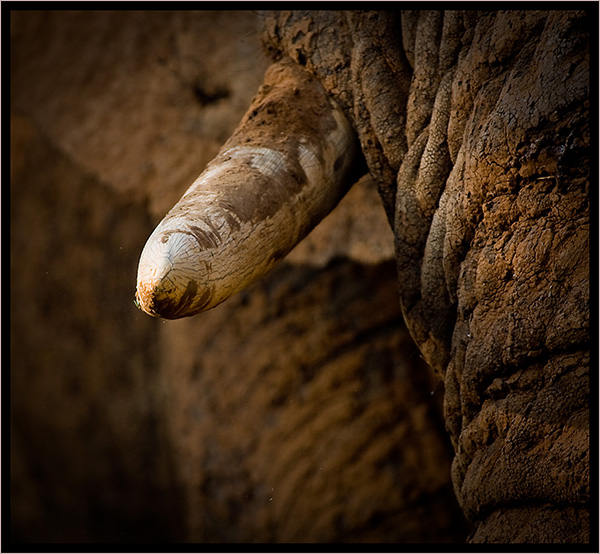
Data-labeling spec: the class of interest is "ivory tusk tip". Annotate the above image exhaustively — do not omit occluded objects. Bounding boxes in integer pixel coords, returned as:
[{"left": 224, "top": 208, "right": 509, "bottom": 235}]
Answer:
[{"left": 135, "top": 231, "right": 205, "bottom": 319}]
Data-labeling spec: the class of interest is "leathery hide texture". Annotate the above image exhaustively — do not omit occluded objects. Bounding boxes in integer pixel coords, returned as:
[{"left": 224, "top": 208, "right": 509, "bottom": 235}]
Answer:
[{"left": 263, "top": 9, "right": 590, "bottom": 544}]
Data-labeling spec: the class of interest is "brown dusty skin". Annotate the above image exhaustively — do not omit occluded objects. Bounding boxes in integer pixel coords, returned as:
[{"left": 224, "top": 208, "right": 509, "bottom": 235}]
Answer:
[
  {"left": 264, "top": 9, "right": 590, "bottom": 543},
  {"left": 10, "top": 8, "right": 589, "bottom": 545}
]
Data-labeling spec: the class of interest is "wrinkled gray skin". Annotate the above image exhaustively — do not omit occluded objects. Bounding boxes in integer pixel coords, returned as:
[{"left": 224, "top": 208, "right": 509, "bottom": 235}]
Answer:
[{"left": 261, "top": 10, "right": 590, "bottom": 543}]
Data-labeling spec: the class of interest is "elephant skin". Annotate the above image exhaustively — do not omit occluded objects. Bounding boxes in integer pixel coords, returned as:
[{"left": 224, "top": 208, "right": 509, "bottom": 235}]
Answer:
[
  {"left": 263, "top": 9, "right": 590, "bottom": 543},
  {"left": 9, "top": 8, "right": 590, "bottom": 545}
]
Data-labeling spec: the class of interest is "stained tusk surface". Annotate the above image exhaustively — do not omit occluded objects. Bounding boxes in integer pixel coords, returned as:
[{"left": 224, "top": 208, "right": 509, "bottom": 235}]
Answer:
[{"left": 135, "top": 59, "right": 360, "bottom": 319}]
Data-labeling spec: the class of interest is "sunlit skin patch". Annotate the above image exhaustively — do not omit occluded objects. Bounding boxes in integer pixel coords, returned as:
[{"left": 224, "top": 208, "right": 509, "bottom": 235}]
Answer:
[{"left": 135, "top": 59, "right": 359, "bottom": 319}]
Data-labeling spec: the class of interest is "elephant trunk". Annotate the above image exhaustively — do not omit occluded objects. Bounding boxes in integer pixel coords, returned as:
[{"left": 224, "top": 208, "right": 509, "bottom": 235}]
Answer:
[
  {"left": 136, "top": 58, "right": 359, "bottom": 318},
  {"left": 263, "top": 9, "right": 590, "bottom": 544}
]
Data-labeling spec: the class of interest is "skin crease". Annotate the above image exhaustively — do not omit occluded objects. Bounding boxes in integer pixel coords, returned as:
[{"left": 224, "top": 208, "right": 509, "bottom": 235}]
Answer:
[{"left": 135, "top": 59, "right": 359, "bottom": 319}]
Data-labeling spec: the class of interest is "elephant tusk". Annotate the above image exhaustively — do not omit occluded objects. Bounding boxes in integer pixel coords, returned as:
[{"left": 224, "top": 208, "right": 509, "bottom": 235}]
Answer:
[{"left": 135, "top": 59, "right": 359, "bottom": 319}]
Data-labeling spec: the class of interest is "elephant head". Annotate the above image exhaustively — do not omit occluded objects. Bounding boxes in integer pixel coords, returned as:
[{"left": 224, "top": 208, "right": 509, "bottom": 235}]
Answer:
[{"left": 136, "top": 10, "right": 590, "bottom": 543}]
